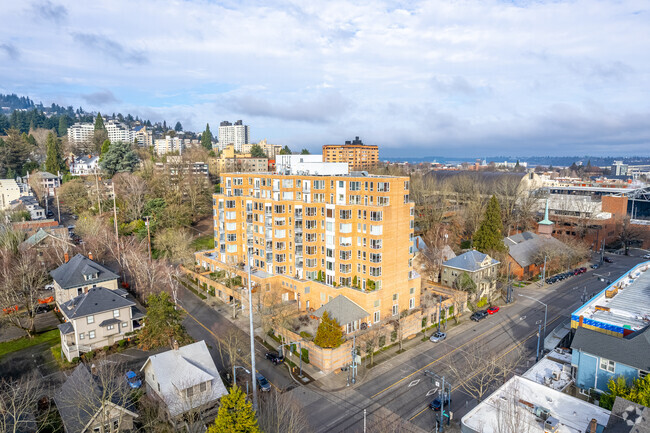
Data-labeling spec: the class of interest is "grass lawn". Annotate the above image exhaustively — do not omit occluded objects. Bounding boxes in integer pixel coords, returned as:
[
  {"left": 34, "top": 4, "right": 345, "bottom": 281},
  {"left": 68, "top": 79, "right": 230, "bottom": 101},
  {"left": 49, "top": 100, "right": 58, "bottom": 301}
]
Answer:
[
  {"left": 0, "top": 329, "right": 60, "bottom": 359},
  {"left": 192, "top": 234, "right": 214, "bottom": 251}
]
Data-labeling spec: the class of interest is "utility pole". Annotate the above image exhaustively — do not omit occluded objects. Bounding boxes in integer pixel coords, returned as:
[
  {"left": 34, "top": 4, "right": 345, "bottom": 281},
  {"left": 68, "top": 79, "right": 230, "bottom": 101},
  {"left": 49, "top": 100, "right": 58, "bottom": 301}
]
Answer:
[
  {"left": 536, "top": 323, "right": 542, "bottom": 362},
  {"left": 506, "top": 261, "right": 512, "bottom": 303},
  {"left": 144, "top": 216, "right": 152, "bottom": 261},
  {"left": 55, "top": 187, "right": 61, "bottom": 222},
  {"left": 246, "top": 247, "right": 258, "bottom": 412},
  {"left": 111, "top": 182, "right": 121, "bottom": 277},
  {"left": 363, "top": 409, "right": 367, "bottom": 433},
  {"left": 94, "top": 170, "right": 102, "bottom": 214},
  {"left": 351, "top": 335, "right": 357, "bottom": 384},
  {"left": 437, "top": 295, "right": 442, "bottom": 332}
]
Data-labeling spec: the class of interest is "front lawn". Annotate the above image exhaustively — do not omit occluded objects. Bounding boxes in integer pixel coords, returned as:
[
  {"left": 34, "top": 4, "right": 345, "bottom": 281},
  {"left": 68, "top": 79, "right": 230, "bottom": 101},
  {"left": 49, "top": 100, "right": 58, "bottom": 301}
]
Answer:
[
  {"left": 0, "top": 329, "right": 60, "bottom": 359},
  {"left": 192, "top": 234, "right": 214, "bottom": 251}
]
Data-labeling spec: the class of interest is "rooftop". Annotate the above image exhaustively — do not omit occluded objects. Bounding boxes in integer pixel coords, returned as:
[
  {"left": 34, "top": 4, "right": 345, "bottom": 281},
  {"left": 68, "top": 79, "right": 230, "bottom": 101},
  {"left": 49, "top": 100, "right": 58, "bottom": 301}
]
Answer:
[
  {"left": 314, "top": 295, "right": 370, "bottom": 325},
  {"left": 522, "top": 349, "right": 573, "bottom": 392},
  {"left": 503, "top": 231, "right": 568, "bottom": 268},
  {"left": 461, "top": 375, "right": 611, "bottom": 433},
  {"left": 571, "top": 326, "right": 650, "bottom": 372},
  {"left": 50, "top": 253, "right": 120, "bottom": 290},
  {"left": 219, "top": 171, "right": 408, "bottom": 179},
  {"left": 571, "top": 261, "right": 650, "bottom": 334},
  {"left": 60, "top": 287, "right": 135, "bottom": 319},
  {"left": 443, "top": 250, "right": 499, "bottom": 272}
]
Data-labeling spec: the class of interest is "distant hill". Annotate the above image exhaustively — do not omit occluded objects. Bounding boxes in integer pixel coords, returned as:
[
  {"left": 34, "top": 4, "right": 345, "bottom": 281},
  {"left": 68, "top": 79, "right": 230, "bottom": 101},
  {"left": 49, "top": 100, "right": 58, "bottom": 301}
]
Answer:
[{"left": 0, "top": 93, "right": 35, "bottom": 111}]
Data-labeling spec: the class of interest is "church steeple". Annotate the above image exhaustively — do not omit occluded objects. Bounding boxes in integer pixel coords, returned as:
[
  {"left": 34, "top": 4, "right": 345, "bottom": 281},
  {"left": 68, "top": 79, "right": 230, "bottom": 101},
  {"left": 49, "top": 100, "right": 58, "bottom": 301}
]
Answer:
[{"left": 537, "top": 199, "right": 554, "bottom": 238}]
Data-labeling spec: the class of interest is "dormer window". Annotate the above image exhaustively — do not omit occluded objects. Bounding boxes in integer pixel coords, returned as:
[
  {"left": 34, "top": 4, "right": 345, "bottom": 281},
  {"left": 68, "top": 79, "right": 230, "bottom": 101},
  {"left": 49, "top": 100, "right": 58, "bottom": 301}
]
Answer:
[{"left": 83, "top": 273, "right": 98, "bottom": 281}]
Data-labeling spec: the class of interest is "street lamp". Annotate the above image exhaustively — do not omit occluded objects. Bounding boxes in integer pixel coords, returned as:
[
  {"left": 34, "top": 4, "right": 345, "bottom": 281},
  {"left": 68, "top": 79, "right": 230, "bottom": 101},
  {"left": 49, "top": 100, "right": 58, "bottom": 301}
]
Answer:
[
  {"left": 232, "top": 365, "right": 251, "bottom": 394},
  {"left": 518, "top": 294, "right": 548, "bottom": 346}
]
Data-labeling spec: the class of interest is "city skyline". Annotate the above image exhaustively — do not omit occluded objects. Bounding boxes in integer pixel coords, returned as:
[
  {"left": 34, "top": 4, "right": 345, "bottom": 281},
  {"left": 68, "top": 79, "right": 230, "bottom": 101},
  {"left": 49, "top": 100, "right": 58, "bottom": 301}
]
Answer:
[{"left": 1, "top": 0, "right": 649, "bottom": 156}]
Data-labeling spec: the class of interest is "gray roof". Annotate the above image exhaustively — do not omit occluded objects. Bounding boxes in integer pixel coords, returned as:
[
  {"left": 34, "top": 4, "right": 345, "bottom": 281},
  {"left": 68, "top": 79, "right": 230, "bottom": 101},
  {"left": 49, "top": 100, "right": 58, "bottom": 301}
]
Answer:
[
  {"left": 607, "top": 397, "right": 650, "bottom": 433},
  {"left": 503, "top": 231, "right": 568, "bottom": 268},
  {"left": 60, "top": 287, "right": 134, "bottom": 319},
  {"left": 58, "top": 322, "right": 74, "bottom": 335},
  {"left": 36, "top": 171, "right": 59, "bottom": 179},
  {"left": 50, "top": 254, "right": 119, "bottom": 290},
  {"left": 54, "top": 364, "right": 136, "bottom": 433},
  {"left": 443, "top": 250, "right": 499, "bottom": 272},
  {"left": 571, "top": 326, "right": 650, "bottom": 371},
  {"left": 98, "top": 318, "right": 121, "bottom": 327},
  {"left": 76, "top": 155, "right": 99, "bottom": 164},
  {"left": 131, "top": 306, "right": 145, "bottom": 320},
  {"left": 314, "top": 295, "right": 369, "bottom": 325}
]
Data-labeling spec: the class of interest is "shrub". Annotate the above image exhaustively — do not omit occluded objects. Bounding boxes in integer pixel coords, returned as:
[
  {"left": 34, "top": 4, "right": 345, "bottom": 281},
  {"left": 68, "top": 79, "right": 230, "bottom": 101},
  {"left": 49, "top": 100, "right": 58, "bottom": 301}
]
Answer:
[
  {"left": 118, "top": 339, "right": 128, "bottom": 348},
  {"left": 422, "top": 317, "right": 428, "bottom": 328},
  {"left": 300, "top": 348, "right": 310, "bottom": 364},
  {"left": 208, "top": 288, "right": 215, "bottom": 297},
  {"left": 299, "top": 331, "right": 313, "bottom": 339},
  {"left": 378, "top": 336, "right": 386, "bottom": 347},
  {"left": 391, "top": 331, "right": 397, "bottom": 342},
  {"left": 476, "top": 297, "right": 488, "bottom": 308}
]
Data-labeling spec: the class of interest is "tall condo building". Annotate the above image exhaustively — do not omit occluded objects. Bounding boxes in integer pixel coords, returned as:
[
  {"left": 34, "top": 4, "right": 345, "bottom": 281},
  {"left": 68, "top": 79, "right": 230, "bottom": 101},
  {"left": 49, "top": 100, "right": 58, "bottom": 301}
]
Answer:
[
  {"left": 67, "top": 123, "right": 95, "bottom": 145},
  {"left": 218, "top": 120, "right": 250, "bottom": 152},
  {"left": 202, "top": 170, "right": 420, "bottom": 325},
  {"left": 322, "top": 136, "right": 379, "bottom": 171}
]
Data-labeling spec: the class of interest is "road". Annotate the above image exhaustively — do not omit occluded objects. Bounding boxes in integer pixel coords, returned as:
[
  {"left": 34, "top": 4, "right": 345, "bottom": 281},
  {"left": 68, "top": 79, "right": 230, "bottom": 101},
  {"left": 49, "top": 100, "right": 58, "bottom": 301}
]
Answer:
[{"left": 176, "top": 252, "right": 644, "bottom": 432}]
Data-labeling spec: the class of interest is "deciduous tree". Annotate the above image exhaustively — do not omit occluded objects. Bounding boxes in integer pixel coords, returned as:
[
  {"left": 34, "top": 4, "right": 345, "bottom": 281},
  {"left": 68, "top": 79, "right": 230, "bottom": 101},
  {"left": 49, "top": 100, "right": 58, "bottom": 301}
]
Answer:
[{"left": 138, "top": 292, "right": 192, "bottom": 350}]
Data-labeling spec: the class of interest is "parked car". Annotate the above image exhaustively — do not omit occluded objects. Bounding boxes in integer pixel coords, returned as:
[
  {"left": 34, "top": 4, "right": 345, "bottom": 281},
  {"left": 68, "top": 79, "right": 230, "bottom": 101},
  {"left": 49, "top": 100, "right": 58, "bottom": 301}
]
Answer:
[
  {"left": 487, "top": 306, "right": 499, "bottom": 315},
  {"left": 265, "top": 352, "right": 284, "bottom": 365},
  {"left": 470, "top": 310, "right": 488, "bottom": 322},
  {"left": 603, "top": 257, "right": 613, "bottom": 263},
  {"left": 67, "top": 225, "right": 75, "bottom": 231},
  {"left": 429, "top": 332, "right": 447, "bottom": 343},
  {"left": 591, "top": 264, "right": 599, "bottom": 269},
  {"left": 429, "top": 394, "right": 452, "bottom": 411},
  {"left": 256, "top": 373, "right": 271, "bottom": 392},
  {"left": 44, "top": 284, "right": 54, "bottom": 291},
  {"left": 125, "top": 371, "right": 142, "bottom": 389},
  {"left": 643, "top": 253, "right": 650, "bottom": 259},
  {"left": 35, "top": 305, "right": 50, "bottom": 314}
]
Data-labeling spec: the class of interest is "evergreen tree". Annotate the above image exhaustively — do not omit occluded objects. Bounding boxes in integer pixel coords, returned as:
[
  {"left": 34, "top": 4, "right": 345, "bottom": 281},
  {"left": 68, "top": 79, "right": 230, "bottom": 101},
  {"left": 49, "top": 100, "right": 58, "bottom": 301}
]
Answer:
[
  {"left": 207, "top": 386, "right": 260, "bottom": 433},
  {"left": 0, "top": 114, "right": 9, "bottom": 134},
  {"left": 314, "top": 310, "right": 343, "bottom": 348},
  {"left": 279, "top": 145, "right": 292, "bottom": 155},
  {"left": 99, "top": 140, "right": 139, "bottom": 176},
  {"left": 58, "top": 115, "right": 68, "bottom": 136},
  {"left": 174, "top": 121, "right": 183, "bottom": 132},
  {"left": 599, "top": 375, "right": 650, "bottom": 410},
  {"left": 249, "top": 144, "right": 266, "bottom": 158},
  {"left": 473, "top": 195, "right": 507, "bottom": 254},
  {"left": 94, "top": 113, "right": 105, "bottom": 131},
  {"left": 138, "top": 292, "right": 192, "bottom": 350},
  {"left": 163, "top": 120, "right": 167, "bottom": 130},
  {"left": 300, "top": 148, "right": 310, "bottom": 155},
  {"left": 44, "top": 132, "right": 64, "bottom": 174},
  {"left": 201, "top": 123, "right": 213, "bottom": 150},
  {"left": 100, "top": 139, "right": 111, "bottom": 156},
  {"left": 2, "top": 129, "right": 29, "bottom": 176}
]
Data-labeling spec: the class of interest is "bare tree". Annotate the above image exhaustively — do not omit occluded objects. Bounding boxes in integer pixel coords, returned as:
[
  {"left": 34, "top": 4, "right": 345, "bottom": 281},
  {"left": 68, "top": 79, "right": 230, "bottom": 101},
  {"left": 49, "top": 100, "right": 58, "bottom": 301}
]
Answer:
[
  {"left": 364, "top": 407, "right": 423, "bottom": 433},
  {"left": 491, "top": 380, "right": 533, "bottom": 433},
  {"left": 360, "top": 327, "right": 382, "bottom": 367},
  {"left": 215, "top": 329, "right": 251, "bottom": 383},
  {"left": 257, "top": 390, "right": 311, "bottom": 433},
  {"left": 616, "top": 216, "right": 647, "bottom": 255},
  {"left": 258, "top": 284, "right": 295, "bottom": 336},
  {"left": 0, "top": 374, "right": 49, "bottom": 433},
  {"left": 113, "top": 172, "right": 148, "bottom": 222},
  {"left": 153, "top": 228, "right": 194, "bottom": 266}
]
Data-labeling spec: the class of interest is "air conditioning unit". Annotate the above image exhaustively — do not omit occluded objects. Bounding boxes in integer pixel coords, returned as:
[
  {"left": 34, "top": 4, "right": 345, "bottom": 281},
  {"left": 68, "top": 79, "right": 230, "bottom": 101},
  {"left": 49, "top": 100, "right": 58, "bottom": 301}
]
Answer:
[{"left": 552, "top": 370, "right": 561, "bottom": 381}]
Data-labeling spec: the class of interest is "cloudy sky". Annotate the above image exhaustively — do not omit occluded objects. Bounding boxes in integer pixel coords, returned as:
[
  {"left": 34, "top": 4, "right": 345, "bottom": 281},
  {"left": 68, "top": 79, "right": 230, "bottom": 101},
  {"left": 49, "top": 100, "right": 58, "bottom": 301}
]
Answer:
[{"left": 1, "top": 0, "right": 649, "bottom": 157}]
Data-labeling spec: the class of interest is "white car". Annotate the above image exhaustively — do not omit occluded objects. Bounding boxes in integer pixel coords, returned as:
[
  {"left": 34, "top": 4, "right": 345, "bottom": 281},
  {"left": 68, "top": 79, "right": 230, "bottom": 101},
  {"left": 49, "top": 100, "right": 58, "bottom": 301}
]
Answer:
[
  {"left": 44, "top": 284, "right": 55, "bottom": 291},
  {"left": 643, "top": 254, "right": 650, "bottom": 259},
  {"left": 429, "top": 331, "right": 447, "bottom": 343}
]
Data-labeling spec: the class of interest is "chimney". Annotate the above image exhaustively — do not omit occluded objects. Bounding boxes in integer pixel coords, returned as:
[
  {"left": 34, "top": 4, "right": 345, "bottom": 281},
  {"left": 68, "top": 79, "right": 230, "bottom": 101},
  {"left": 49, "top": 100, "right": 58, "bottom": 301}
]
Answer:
[
  {"left": 88, "top": 154, "right": 91, "bottom": 159},
  {"left": 173, "top": 340, "right": 179, "bottom": 351},
  {"left": 90, "top": 363, "right": 97, "bottom": 375},
  {"left": 88, "top": 252, "right": 93, "bottom": 261},
  {"left": 589, "top": 419, "right": 597, "bottom": 433},
  {"left": 64, "top": 253, "right": 69, "bottom": 263}
]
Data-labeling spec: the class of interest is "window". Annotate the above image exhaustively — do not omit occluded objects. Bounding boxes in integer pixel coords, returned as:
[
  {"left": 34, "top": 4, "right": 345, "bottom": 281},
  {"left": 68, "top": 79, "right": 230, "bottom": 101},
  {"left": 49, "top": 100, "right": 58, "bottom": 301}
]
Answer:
[
  {"left": 186, "top": 387, "right": 194, "bottom": 398},
  {"left": 340, "top": 237, "right": 352, "bottom": 246},
  {"left": 89, "top": 330, "right": 95, "bottom": 339},
  {"left": 377, "top": 197, "right": 389, "bottom": 206},
  {"left": 373, "top": 299, "right": 380, "bottom": 308},
  {"left": 107, "top": 324, "right": 114, "bottom": 330},
  {"left": 370, "top": 211, "right": 383, "bottom": 221},
  {"left": 122, "top": 322, "right": 128, "bottom": 328},
  {"left": 313, "top": 180, "right": 324, "bottom": 189},
  {"left": 369, "top": 266, "right": 382, "bottom": 277},
  {"left": 340, "top": 209, "right": 352, "bottom": 219},
  {"left": 410, "top": 287, "right": 415, "bottom": 295},
  {"left": 339, "top": 223, "right": 352, "bottom": 233},
  {"left": 349, "top": 181, "right": 361, "bottom": 191},
  {"left": 370, "top": 253, "right": 381, "bottom": 263},
  {"left": 225, "top": 200, "right": 236, "bottom": 208},
  {"left": 370, "top": 239, "right": 382, "bottom": 249},
  {"left": 339, "top": 263, "right": 352, "bottom": 273},
  {"left": 404, "top": 194, "right": 410, "bottom": 203},
  {"left": 377, "top": 182, "right": 390, "bottom": 192},
  {"left": 274, "top": 205, "right": 285, "bottom": 214},
  {"left": 340, "top": 250, "right": 351, "bottom": 260},
  {"left": 87, "top": 315, "right": 94, "bottom": 324},
  {"left": 304, "top": 286, "right": 310, "bottom": 294},
  {"left": 374, "top": 311, "right": 380, "bottom": 323},
  {"left": 392, "top": 304, "right": 398, "bottom": 316},
  {"left": 226, "top": 211, "right": 236, "bottom": 220},
  {"left": 409, "top": 298, "right": 415, "bottom": 309},
  {"left": 600, "top": 358, "right": 616, "bottom": 373},
  {"left": 370, "top": 225, "right": 383, "bottom": 235},
  {"left": 79, "top": 333, "right": 85, "bottom": 339},
  {"left": 227, "top": 234, "right": 237, "bottom": 242},
  {"left": 200, "top": 381, "right": 207, "bottom": 392}
]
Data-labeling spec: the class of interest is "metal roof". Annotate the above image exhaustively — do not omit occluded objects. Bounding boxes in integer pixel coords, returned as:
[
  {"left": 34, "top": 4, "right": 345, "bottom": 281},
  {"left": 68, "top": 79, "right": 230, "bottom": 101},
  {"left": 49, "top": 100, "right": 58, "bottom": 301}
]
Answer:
[{"left": 314, "top": 295, "right": 370, "bottom": 325}]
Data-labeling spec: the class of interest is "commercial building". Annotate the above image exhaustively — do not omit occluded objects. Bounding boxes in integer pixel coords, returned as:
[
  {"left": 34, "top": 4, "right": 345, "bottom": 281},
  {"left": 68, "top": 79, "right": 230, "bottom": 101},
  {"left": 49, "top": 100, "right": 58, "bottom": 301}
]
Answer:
[
  {"left": 197, "top": 170, "right": 420, "bottom": 325},
  {"left": 218, "top": 120, "right": 250, "bottom": 152},
  {"left": 322, "top": 137, "right": 378, "bottom": 170},
  {"left": 67, "top": 122, "right": 94, "bottom": 145},
  {"left": 612, "top": 160, "right": 629, "bottom": 176}
]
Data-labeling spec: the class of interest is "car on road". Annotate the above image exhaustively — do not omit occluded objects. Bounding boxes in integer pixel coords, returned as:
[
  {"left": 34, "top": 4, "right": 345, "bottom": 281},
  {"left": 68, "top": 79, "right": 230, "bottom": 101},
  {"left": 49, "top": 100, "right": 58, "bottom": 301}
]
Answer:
[
  {"left": 67, "top": 225, "right": 75, "bottom": 231},
  {"left": 591, "top": 264, "right": 599, "bottom": 269},
  {"left": 429, "top": 394, "right": 452, "bottom": 411},
  {"left": 603, "top": 257, "right": 613, "bottom": 263},
  {"left": 35, "top": 305, "right": 50, "bottom": 314},
  {"left": 429, "top": 331, "right": 446, "bottom": 343},
  {"left": 125, "top": 371, "right": 142, "bottom": 389},
  {"left": 487, "top": 306, "right": 499, "bottom": 315},
  {"left": 44, "top": 284, "right": 54, "bottom": 291},
  {"left": 256, "top": 373, "right": 271, "bottom": 392},
  {"left": 470, "top": 310, "right": 488, "bottom": 322},
  {"left": 265, "top": 352, "right": 284, "bottom": 365},
  {"left": 643, "top": 253, "right": 650, "bottom": 259}
]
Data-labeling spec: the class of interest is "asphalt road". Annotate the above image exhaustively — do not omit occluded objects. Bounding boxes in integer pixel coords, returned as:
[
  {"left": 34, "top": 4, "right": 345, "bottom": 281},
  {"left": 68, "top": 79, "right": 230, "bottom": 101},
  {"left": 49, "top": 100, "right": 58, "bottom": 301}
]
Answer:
[{"left": 302, "top": 253, "right": 645, "bottom": 433}]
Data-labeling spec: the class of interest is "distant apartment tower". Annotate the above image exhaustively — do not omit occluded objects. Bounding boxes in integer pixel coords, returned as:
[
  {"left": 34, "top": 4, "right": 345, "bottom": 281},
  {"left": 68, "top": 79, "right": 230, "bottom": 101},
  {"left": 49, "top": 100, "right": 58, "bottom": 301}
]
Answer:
[
  {"left": 154, "top": 136, "right": 183, "bottom": 155},
  {"left": 612, "top": 161, "right": 629, "bottom": 176},
  {"left": 322, "top": 136, "right": 379, "bottom": 171},
  {"left": 105, "top": 120, "right": 135, "bottom": 144},
  {"left": 67, "top": 123, "right": 94, "bottom": 145},
  {"left": 218, "top": 120, "right": 250, "bottom": 152}
]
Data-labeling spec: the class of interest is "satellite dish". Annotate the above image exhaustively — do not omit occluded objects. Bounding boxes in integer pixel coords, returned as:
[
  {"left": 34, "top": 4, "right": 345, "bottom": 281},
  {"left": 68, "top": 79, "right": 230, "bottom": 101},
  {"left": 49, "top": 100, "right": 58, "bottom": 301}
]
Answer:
[{"left": 360, "top": 322, "right": 368, "bottom": 330}]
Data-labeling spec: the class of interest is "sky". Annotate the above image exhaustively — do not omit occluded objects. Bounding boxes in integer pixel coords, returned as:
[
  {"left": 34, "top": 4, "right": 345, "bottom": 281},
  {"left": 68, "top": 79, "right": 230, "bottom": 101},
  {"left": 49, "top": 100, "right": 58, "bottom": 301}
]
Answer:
[{"left": 1, "top": 0, "right": 649, "bottom": 157}]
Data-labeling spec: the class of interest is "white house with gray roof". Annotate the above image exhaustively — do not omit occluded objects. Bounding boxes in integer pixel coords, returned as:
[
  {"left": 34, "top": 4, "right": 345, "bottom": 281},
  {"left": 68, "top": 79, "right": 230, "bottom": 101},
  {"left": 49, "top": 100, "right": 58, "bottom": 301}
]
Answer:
[
  {"left": 70, "top": 155, "right": 100, "bottom": 176},
  {"left": 51, "top": 254, "right": 121, "bottom": 306},
  {"left": 141, "top": 340, "right": 227, "bottom": 420},
  {"left": 441, "top": 250, "right": 500, "bottom": 299},
  {"left": 58, "top": 287, "right": 144, "bottom": 361}
]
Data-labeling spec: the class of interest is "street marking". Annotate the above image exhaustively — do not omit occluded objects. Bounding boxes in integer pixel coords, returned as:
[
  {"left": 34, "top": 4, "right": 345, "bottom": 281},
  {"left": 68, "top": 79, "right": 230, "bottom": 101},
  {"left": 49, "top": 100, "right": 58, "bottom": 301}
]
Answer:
[
  {"left": 426, "top": 388, "right": 438, "bottom": 396},
  {"left": 410, "top": 406, "right": 428, "bottom": 421},
  {"left": 408, "top": 379, "right": 420, "bottom": 387}
]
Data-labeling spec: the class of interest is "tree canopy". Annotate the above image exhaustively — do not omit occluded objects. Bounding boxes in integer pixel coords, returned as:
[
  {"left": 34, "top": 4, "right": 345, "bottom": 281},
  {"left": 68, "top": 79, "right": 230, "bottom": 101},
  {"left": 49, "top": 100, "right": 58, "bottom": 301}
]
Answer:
[
  {"left": 279, "top": 145, "right": 292, "bottom": 155},
  {"left": 473, "top": 195, "right": 507, "bottom": 254},
  {"left": 249, "top": 144, "right": 266, "bottom": 158},
  {"left": 94, "top": 113, "right": 105, "bottom": 131},
  {"left": 314, "top": 310, "right": 343, "bottom": 348},
  {"left": 208, "top": 386, "right": 260, "bottom": 433},
  {"left": 138, "top": 292, "right": 192, "bottom": 350},
  {"left": 600, "top": 375, "right": 650, "bottom": 410},
  {"left": 201, "top": 123, "right": 213, "bottom": 150},
  {"left": 300, "top": 148, "right": 310, "bottom": 155},
  {"left": 100, "top": 140, "right": 139, "bottom": 176},
  {"left": 174, "top": 121, "right": 183, "bottom": 132},
  {"left": 44, "top": 132, "right": 65, "bottom": 174}
]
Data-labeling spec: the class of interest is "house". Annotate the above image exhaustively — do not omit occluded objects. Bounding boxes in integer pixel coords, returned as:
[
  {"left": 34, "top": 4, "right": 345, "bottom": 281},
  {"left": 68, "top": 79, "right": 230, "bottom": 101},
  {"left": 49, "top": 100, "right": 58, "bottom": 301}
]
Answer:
[
  {"left": 70, "top": 155, "right": 100, "bottom": 176},
  {"left": 461, "top": 375, "right": 611, "bottom": 433},
  {"left": 50, "top": 253, "right": 121, "bottom": 305},
  {"left": 314, "top": 295, "right": 370, "bottom": 334},
  {"left": 27, "top": 171, "right": 61, "bottom": 196},
  {"left": 141, "top": 340, "right": 228, "bottom": 420},
  {"left": 57, "top": 287, "right": 144, "bottom": 362},
  {"left": 503, "top": 231, "right": 570, "bottom": 280},
  {"left": 571, "top": 326, "right": 650, "bottom": 393},
  {"left": 440, "top": 250, "right": 499, "bottom": 298},
  {"left": 9, "top": 195, "right": 45, "bottom": 220},
  {"left": 54, "top": 363, "right": 138, "bottom": 433}
]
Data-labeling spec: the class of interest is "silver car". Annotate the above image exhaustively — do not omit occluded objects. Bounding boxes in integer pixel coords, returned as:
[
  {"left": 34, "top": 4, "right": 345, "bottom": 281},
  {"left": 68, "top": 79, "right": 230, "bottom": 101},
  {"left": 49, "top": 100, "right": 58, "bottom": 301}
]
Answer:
[{"left": 429, "top": 331, "right": 447, "bottom": 343}]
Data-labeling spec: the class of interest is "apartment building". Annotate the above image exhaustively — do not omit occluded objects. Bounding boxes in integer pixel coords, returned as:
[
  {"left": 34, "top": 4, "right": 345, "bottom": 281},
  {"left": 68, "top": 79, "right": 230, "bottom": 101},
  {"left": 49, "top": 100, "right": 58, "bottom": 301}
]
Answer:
[
  {"left": 215, "top": 145, "right": 268, "bottom": 173},
  {"left": 241, "top": 139, "right": 282, "bottom": 159},
  {"left": 322, "top": 136, "right": 379, "bottom": 170},
  {"left": 218, "top": 120, "right": 250, "bottom": 152},
  {"left": 154, "top": 135, "right": 183, "bottom": 155},
  {"left": 0, "top": 179, "right": 21, "bottom": 210},
  {"left": 67, "top": 122, "right": 94, "bottom": 145},
  {"left": 105, "top": 120, "right": 135, "bottom": 143},
  {"left": 134, "top": 124, "right": 154, "bottom": 147},
  {"left": 201, "top": 170, "right": 419, "bottom": 324}
]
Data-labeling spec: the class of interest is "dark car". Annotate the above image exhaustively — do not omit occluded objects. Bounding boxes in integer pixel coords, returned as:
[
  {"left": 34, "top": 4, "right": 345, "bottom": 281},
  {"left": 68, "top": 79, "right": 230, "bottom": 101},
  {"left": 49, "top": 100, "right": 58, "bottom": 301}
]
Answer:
[
  {"left": 429, "top": 394, "right": 452, "bottom": 411},
  {"left": 603, "top": 257, "right": 613, "bottom": 263},
  {"left": 35, "top": 305, "right": 50, "bottom": 314},
  {"left": 470, "top": 310, "right": 488, "bottom": 322},
  {"left": 265, "top": 352, "right": 284, "bottom": 365},
  {"left": 256, "top": 373, "right": 271, "bottom": 392},
  {"left": 591, "top": 264, "right": 599, "bottom": 269}
]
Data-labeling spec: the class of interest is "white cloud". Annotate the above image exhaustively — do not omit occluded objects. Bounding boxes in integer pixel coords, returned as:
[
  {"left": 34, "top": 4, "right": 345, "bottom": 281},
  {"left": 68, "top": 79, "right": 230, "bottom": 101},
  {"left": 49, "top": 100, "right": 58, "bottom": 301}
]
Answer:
[{"left": 0, "top": 0, "right": 648, "bottom": 155}]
